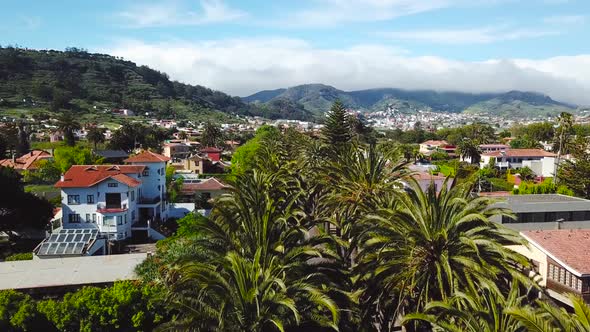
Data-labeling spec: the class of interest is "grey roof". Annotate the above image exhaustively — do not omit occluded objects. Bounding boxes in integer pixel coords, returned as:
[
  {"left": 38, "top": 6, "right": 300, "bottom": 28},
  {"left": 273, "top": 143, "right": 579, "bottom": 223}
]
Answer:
[
  {"left": 36, "top": 229, "right": 98, "bottom": 257},
  {"left": 95, "top": 150, "right": 129, "bottom": 158},
  {"left": 0, "top": 253, "right": 146, "bottom": 290},
  {"left": 495, "top": 194, "right": 590, "bottom": 213}
]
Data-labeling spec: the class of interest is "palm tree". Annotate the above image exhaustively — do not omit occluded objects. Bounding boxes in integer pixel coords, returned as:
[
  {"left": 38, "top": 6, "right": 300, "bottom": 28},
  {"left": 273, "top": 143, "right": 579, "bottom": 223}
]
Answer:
[
  {"left": 507, "top": 294, "right": 590, "bottom": 332},
  {"left": 403, "top": 281, "right": 537, "bottom": 332},
  {"left": 457, "top": 139, "right": 481, "bottom": 164},
  {"left": 86, "top": 126, "right": 105, "bottom": 150},
  {"left": 355, "top": 179, "right": 530, "bottom": 331},
  {"left": 56, "top": 112, "right": 81, "bottom": 146},
  {"left": 160, "top": 169, "right": 343, "bottom": 331}
]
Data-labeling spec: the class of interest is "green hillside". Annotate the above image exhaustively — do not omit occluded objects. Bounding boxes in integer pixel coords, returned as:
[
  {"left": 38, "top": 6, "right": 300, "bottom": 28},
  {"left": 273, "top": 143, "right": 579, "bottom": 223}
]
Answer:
[{"left": 0, "top": 47, "right": 257, "bottom": 122}]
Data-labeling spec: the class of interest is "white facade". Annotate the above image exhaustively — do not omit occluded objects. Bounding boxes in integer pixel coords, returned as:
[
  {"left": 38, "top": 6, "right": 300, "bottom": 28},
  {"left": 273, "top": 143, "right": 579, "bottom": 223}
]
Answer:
[
  {"left": 61, "top": 178, "right": 138, "bottom": 241},
  {"left": 480, "top": 151, "right": 557, "bottom": 177},
  {"left": 129, "top": 161, "right": 169, "bottom": 222},
  {"left": 57, "top": 153, "right": 170, "bottom": 242}
]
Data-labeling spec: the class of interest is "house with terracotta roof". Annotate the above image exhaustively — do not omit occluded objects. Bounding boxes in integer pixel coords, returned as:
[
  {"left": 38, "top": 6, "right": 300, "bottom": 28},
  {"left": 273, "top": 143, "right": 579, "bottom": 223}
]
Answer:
[
  {"left": 180, "top": 177, "right": 230, "bottom": 202},
  {"left": 480, "top": 148, "right": 558, "bottom": 177},
  {"left": 419, "top": 140, "right": 456, "bottom": 157},
  {"left": 49, "top": 151, "right": 170, "bottom": 248},
  {"left": 0, "top": 150, "right": 52, "bottom": 171},
  {"left": 509, "top": 229, "right": 590, "bottom": 306}
]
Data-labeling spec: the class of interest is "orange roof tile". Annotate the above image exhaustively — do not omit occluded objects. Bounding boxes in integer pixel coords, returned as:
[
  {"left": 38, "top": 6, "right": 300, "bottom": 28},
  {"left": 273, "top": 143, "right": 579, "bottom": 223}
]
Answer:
[
  {"left": 482, "top": 149, "right": 556, "bottom": 158},
  {"left": 523, "top": 229, "right": 590, "bottom": 275},
  {"left": 0, "top": 150, "right": 52, "bottom": 170},
  {"left": 55, "top": 165, "right": 145, "bottom": 188},
  {"left": 181, "top": 178, "right": 230, "bottom": 193},
  {"left": 124, "top": 150, "right": 170, "bottom": 163}
]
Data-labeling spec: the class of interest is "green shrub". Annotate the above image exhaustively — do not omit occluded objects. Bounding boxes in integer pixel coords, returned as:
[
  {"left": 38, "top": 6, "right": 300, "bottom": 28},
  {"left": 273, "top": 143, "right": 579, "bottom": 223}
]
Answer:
[{"left": 5, "top": 252, "right": 33, "bottom": 261}]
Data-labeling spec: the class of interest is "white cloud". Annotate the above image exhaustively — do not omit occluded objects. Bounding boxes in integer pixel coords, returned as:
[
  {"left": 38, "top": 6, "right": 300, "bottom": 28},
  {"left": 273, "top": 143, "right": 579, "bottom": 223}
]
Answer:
[
  {"left": 270, "top": 0, "right": 512, "bottom": 27},
  {"left": 381, "top": 25, "right": 559, "bottom": 44},
  {"left": 103, "top": 38, "right": 590, "bottom": 105},
  {"left": 116, "top": 0, "right": 246, "bottom": 28}
]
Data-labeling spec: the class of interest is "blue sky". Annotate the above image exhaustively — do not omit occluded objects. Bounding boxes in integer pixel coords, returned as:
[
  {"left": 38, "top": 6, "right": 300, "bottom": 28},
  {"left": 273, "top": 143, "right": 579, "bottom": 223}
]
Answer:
[{"left": 2, "top": 0, "right": 590, "bottom": 103}]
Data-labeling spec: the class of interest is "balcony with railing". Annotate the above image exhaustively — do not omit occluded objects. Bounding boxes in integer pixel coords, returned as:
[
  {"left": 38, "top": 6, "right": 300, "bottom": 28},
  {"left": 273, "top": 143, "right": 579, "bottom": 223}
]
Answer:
[{"left": 97, "top": 203, "right": 128, "bottom": 213}]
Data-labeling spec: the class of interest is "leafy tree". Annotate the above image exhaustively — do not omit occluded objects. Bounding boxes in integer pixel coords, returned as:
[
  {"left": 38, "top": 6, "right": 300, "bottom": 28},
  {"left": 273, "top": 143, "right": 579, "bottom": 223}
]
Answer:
[
  {"left": 109, "top": 122, "right": 168, "bottom": 152},
  {"left": 0, "top": 289, "right": 51, "bottom": 331},
  {"left": 558, "top": 136, "right": 590, "bottom": 199},
  {"left": 230, "top": 125, "right": 281, "bottom": 176},
  {"left": 554, "top": 112, "right": 574, "bottom": 184},
  {"left": 430, "top": 150, "right": 449, "bottom": 161},
  {"left": 322, "top": 100, "right": 353, "bottom": 147},
  {"left": 56, "top": 112, "right": 81, "bottom": 146},
  {"left": 53, "top": 146, "right": 102, "bottom": 173},
  {"left": 86, "top": 126, "right": 105, "bottom": 150},
  {"left": 37, "top": 281, "right": 166, "bottom": 331},
  {"left": 201, "top": 121, "right": 223, "bottom": 147},
  {"left": 0, "top": 167, "right": 53, "bottom": 233},
  {"left": 510, "top": 135, "right": 541, "bottom": 149}
]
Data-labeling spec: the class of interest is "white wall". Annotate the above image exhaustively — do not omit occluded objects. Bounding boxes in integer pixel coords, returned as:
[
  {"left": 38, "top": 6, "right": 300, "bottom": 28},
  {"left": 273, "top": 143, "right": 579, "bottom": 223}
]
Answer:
[{"left": 61, "top": 179, "right": 138, "bottom": 240}]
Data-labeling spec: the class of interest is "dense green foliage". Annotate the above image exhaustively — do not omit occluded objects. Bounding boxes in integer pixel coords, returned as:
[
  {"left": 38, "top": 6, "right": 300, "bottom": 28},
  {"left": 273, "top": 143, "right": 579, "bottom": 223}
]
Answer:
[
  {"left": 133, "top": 102, "right": 590, "bottom": 331},
  {"left": 53, "top": 146, "right": 103, "bottom": 173},
  {"left": 0, "top": 281, "right": 168, "bottom": 332},
  {"left": 108, "top": 122, "right": 169, "bottom": 152},
  {"left": 558, "top": 137, "right": 590, "bottom": 199},
  {"left": 0, "top": 166, "right": 53, "bottom": 232},
  {"left": 4, "top": 252, "right": 33, "bottom": 261}
]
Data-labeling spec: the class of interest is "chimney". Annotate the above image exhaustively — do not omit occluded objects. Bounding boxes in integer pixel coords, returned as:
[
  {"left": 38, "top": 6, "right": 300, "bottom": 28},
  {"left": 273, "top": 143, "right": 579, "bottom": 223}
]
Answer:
[
  {"left": 11, "top": 153, "right": 15, "bottom": 163},
  {"left": 60, "top": 174, "right": 64, "bottom": 181}
]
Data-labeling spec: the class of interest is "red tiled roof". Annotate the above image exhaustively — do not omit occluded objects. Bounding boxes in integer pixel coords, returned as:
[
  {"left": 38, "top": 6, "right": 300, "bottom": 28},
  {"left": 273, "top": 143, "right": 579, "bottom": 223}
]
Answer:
[
  {"left": 522, "top": 230, "right": 590, "bottom": 275},
  {"left": 480, "top": 144, "right": 509, "bottom": 149},
  {"left": 124, "top": 150, "right": 170, "bottom": 163},
  {"left": 55, "top": 165, "right": 145, "bottom": 188},
  {"left": 482, "top": 149, "right": 556, "bottom": 158},
  {"left": 421, "top": 140, "right": 448, "bottom": 146},
  {"left": 0, "top": 150, "right": 52, "bottom": 170},
  {"left": 181, "top": 178, "right": 229, "bottom": 193},
  {"left": 111, "top": 174, "right": 141, "bottom": 187},
  {"left": 200, "top": 147, "right": 223, "bottom": 153}
]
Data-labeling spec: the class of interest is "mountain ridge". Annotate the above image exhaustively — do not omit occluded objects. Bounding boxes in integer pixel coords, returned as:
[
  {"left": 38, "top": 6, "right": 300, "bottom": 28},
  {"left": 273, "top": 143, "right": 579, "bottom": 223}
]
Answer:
[{"left": 242, "top": 83, "right": 577, "bottom": 117}]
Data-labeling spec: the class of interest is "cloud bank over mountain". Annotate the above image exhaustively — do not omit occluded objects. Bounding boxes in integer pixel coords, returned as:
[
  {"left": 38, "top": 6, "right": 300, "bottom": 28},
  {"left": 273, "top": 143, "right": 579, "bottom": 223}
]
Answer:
[{"left": 106, "top": 38, "right": 590, "bottom": 105}]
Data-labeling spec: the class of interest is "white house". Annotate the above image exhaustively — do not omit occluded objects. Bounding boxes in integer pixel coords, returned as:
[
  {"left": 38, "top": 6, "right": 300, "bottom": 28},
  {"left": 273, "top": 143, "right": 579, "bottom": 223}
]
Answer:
[
  {"left": 462, "top": 144, "right": 509, "bottom": 164},
  {"left": 480, "top": 148, "right": 557, "bottom": 177},
  {"left": 51, "top": 151, "right": 170, "bottom": 244}
]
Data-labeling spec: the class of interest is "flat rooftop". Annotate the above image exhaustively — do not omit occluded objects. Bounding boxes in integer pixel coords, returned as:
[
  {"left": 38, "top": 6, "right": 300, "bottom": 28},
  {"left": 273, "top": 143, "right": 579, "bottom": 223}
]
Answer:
[
  {"left": 0, "top": 253, "right": 146, "bottom": 290},
  {"left": 495, "top": 194, "right": 590, "bottom": 213}
]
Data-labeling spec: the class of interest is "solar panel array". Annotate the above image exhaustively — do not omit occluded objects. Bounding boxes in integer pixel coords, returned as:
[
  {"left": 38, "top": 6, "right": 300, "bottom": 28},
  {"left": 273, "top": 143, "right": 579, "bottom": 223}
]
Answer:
[{"left": 37, "top": 229, "right": 99, "bottom": 256}]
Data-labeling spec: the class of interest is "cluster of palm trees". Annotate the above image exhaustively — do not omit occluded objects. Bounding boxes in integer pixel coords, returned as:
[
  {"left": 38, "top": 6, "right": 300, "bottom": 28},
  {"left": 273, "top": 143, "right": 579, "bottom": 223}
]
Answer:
[{"left": 149, "top": 103, "right": 590, "bottom": 331}]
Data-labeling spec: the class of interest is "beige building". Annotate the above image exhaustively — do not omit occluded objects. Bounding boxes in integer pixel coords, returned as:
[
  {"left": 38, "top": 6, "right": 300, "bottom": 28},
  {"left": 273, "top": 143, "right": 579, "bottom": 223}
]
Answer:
[{"left": 509, "top": 229, "right": 590, "bottom": 306}]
